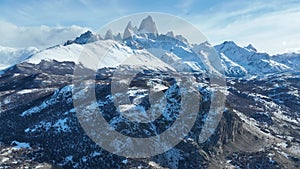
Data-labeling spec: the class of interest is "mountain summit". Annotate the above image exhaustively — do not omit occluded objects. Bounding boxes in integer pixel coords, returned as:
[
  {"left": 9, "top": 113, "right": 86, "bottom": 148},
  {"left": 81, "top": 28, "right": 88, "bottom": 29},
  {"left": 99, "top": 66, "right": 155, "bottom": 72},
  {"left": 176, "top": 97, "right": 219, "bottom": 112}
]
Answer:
[
  {"left": 138, "top": 16, "right": 158, "bottom": 36},
  {"left": 123, "top": 21, "right": 139, "bottom": 39},
  {"left": 245, "top": 44, "right": 257, "bottom": 52},
  {"left": 104, "top": 29, "right": 114, "bottom": 40},
  {"left": 64, "top": 30, "right": 102, "bottom": 45}
]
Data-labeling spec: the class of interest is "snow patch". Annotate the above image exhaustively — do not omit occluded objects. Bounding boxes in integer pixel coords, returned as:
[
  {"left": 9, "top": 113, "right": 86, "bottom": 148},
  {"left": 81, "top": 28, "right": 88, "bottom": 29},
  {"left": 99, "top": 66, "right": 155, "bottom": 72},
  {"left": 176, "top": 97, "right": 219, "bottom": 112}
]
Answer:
[
  {"left": 11, "top": 141, "right": 31, "bottom": 149},
  {"left": 53, "top": 118, "right": 71, "bottom": 132},
  {"left": 122, "top": 159, "right": 128, "bottom": 164}
]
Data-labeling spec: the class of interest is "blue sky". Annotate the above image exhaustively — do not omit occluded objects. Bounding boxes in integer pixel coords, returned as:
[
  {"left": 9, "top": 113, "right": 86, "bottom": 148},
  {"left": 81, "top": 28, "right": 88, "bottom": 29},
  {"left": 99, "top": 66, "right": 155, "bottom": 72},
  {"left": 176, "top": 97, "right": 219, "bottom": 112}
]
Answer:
[{"left": 0, "top": 0, "right": 300, "bottom": 54}]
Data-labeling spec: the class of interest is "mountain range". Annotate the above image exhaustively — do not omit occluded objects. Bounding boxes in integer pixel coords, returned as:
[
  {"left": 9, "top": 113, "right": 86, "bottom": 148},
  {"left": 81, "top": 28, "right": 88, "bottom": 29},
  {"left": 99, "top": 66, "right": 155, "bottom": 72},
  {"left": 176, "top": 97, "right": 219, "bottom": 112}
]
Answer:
[
  {"left": 0, "top": 16, "right": 299, "bottom": 169},
  {"left": 1, "top": 16, "right": 299, "bottom": 78}
]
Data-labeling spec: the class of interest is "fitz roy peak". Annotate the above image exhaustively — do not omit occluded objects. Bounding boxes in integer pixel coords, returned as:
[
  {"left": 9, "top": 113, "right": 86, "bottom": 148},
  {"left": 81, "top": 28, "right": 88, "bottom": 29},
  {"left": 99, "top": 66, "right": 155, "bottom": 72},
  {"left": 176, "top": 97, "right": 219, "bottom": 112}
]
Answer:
[{"left": 138, "top": 15, "right": 158, "bottom": 36}]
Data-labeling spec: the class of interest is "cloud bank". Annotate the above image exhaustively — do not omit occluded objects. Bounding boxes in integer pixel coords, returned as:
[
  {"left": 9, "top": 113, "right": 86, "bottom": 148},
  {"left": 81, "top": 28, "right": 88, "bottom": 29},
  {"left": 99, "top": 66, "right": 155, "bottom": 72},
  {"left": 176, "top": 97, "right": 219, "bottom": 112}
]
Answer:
[
  {"left": 0, "top": 20, "right": 89, "bottom": 49},
  {"left": 190, "top": 1, "right": 300, "bottom": 54}
]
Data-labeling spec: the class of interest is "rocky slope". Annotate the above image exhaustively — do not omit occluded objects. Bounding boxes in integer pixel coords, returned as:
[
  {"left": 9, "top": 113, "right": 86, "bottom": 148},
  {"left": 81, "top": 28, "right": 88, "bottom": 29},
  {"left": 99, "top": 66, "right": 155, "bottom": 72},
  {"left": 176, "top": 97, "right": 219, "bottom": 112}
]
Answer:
[{"left": 0, "top": 60, "right": 299, "bottom": 169}]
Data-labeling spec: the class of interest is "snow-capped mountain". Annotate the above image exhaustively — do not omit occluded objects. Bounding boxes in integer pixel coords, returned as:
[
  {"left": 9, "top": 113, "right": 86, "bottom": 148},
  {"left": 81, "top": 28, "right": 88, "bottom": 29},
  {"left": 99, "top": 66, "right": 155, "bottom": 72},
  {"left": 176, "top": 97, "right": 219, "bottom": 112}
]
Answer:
[
  {"left": 19, "top": 17, "right": 208, "bottom": 73},
  {"left": 219, "top": 52, "right": 248, "bottom": 77},
  {"left": 0, "top": 16, "right": 299, "bottom": 168},
  {"left": 214, "top": 41, "right": 292, "bottom": 76},
  {"left": 64, "top": 30, "right": 102, "bottom": 45},
  {"left": 272, "top": 52, "right": 300, "bottom": 70},
  {"left": 0, "top": 46, "right": 38, "bottom": 70},
  {"left": 13, "top": 16, "right": 297, "bottom": 78},
  {"left": 0, "top": 15, "right": 293, "bottom": 79},
  {"left": 27, "top": 40, "right": 175, "bottom": 71}
]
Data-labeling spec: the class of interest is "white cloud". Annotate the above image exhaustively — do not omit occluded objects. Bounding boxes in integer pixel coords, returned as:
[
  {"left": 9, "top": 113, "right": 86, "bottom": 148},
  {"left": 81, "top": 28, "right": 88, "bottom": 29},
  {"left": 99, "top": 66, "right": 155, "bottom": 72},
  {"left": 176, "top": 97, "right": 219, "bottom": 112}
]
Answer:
[
  {"left": 190, "top": 2, "right": 300, "bottom": 54},
  {"left": 0, "top": 20, "right": 89, "bottom": 49}
]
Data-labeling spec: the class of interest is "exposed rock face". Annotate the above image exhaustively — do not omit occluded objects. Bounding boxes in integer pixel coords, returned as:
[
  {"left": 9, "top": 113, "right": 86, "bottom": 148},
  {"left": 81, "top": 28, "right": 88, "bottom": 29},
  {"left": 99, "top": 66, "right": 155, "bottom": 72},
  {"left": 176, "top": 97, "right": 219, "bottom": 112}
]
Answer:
[
  {"left": 104, "top": 29, "right": 114, "bottom": 40},
  {"left": 245, "top": 44, "right": 257, "bottom": 52},
  {"left": 64, "top": 31, "right": 101, "bottom": 45},
  {"left": 203, "top": 109, "right": 244, "bottom": 151},
  {"left": 166, "top": 31, "right": 175, "bottom": 38},
  {"left": 123, "top": 21, "right": 139, "bottom": 39},
  {"left": 114, "top": 33, "right": 122, "bottom": 41},
  {"left": 138, "top": 16, "right": 158, "bottom": 36}
]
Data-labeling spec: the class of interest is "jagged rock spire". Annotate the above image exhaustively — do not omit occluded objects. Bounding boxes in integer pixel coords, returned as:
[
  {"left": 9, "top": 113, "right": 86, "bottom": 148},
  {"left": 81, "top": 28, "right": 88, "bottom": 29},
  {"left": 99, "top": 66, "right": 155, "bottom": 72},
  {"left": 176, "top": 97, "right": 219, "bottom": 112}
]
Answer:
[
  {"left": 114, "top": 33, "right": 122, "bottom": 41},
  {"left": 123, "top": 21, "right": 138, "bottom": 39},
  {"left": 104, "top": 29, "right": 114, "bottom": 40},
  {"left": 245, "top": 44, "right": 257, "bottom": 52},
  {"left": 138, "top": 16, "right": 158, "bottom": 35},
  {"left": 166, "top": 31, "right": 174, "bottom": 38}
]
